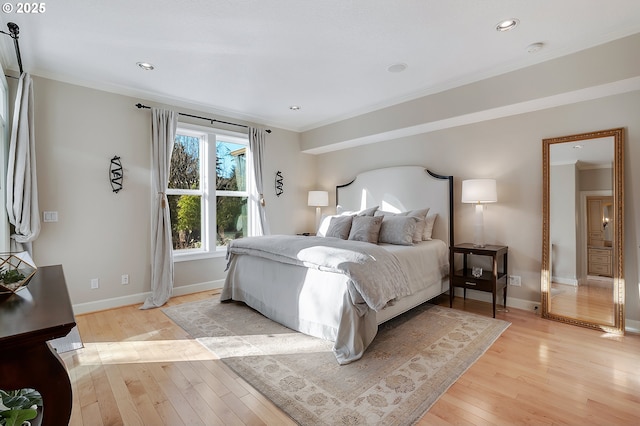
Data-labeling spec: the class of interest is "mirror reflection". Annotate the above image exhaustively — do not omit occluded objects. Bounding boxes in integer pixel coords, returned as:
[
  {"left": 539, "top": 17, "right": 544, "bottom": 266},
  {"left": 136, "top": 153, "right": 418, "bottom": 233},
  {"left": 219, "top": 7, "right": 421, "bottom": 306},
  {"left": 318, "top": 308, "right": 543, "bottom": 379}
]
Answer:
[{"left": 542, "top": 128, "right": 624, "bottom": 334}]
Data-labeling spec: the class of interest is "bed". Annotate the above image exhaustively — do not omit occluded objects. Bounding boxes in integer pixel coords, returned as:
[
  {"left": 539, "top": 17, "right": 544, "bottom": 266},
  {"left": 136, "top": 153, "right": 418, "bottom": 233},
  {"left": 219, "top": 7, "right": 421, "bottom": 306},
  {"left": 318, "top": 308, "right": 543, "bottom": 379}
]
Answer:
[{"left": 221, "top": 166, "right": 454, "bottom": 364}]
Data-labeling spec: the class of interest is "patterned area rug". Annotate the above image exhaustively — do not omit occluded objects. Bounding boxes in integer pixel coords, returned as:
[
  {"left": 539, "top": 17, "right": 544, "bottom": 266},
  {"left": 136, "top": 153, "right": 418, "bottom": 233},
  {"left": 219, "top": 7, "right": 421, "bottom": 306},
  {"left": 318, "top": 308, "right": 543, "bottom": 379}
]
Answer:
[{"left": 163, "top": 297, "right": 509, "bottom": 425}]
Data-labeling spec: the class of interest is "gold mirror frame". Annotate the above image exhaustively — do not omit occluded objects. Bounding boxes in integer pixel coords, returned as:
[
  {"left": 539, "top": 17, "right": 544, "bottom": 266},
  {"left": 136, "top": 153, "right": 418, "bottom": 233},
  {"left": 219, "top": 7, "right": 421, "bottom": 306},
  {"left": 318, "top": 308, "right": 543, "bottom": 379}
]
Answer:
[{"left": 541, "top": 128, "right": 625, "bottom": 334}]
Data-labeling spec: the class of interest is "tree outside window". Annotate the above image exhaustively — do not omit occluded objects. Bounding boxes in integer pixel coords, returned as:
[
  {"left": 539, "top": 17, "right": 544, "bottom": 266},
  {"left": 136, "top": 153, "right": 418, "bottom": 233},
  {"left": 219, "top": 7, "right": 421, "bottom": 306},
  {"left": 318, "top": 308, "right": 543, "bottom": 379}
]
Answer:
[{"left": 167, "top": 126, "right": 250, "bottom": 257}]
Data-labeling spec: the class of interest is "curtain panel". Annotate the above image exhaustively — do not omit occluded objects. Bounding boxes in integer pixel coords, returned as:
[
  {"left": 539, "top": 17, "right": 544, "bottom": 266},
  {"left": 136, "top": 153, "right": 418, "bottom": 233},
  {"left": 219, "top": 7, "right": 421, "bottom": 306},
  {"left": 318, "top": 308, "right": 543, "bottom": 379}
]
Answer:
[
  {"left": 141, "top": 108, "right": 177, "bottom": 309},
  {"left": 6, "top": 73, "right": 40, "bottom": 255},
  {"left": 248, "top": 127, "right": 269, "bottom": 236}
]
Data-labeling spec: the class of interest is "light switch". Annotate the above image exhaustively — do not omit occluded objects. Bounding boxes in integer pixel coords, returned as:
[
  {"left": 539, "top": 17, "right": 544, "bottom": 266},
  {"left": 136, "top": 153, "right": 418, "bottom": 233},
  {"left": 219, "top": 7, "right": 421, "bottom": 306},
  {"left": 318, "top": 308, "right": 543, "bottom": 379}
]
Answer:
[{"left": 43, "top": 211, "right": 58, "bottom": 222}]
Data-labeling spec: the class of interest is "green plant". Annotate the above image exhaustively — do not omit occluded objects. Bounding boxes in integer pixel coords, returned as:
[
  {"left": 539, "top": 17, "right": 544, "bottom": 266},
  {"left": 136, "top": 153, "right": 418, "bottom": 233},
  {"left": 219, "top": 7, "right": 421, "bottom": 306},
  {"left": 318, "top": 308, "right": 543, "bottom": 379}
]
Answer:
[
  {"left": 0, "top": 389, "right": 42, "bottom": 426},
  {"left": 0, "top": 269, "right": 25, "bottom": 284}
]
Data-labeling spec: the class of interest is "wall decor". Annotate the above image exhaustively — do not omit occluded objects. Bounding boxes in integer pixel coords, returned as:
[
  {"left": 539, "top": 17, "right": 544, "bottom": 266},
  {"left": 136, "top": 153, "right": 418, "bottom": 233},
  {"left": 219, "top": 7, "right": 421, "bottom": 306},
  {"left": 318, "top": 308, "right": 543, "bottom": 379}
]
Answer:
[
  {"left": 109, "top": 155, "right": 123, "bottom": 193},
  {"left": 275, "top": 170, "right": 284, "bottom": 197}
]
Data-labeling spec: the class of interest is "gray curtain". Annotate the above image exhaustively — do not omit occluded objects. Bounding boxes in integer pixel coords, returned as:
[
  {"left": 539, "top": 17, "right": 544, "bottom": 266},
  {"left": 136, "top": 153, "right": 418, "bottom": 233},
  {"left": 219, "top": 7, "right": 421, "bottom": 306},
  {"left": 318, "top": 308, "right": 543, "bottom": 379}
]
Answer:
[
  {"left": 6, "top": 73, "right": 39, "bottom": 255},
  {"left": 249, "top": 127, "right": 269, "bottom": 236},
  {"left": 141, "top": 108, "right": 177, "bottom": 309}
]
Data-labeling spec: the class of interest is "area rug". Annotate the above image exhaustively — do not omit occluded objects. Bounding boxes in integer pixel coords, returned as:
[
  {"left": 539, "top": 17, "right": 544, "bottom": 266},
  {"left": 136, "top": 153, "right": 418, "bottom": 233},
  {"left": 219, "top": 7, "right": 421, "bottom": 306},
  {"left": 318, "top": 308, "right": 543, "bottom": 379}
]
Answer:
[{"left": 163, "top": 298, "right": 509, "bottom": 425}]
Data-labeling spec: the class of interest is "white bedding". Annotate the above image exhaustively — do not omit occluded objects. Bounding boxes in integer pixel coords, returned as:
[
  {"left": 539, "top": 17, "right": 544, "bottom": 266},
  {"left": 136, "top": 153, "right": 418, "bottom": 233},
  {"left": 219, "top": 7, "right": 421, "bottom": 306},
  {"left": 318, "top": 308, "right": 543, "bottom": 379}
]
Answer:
[
  {"left": 380, "top": 240, "right": 449, "bottom": 295},
  {"left": 221, "top": 236, "right": 449, "bottom": 364},
  {"left": 226, "top": 235, "right": 412, "bottom": 312}
]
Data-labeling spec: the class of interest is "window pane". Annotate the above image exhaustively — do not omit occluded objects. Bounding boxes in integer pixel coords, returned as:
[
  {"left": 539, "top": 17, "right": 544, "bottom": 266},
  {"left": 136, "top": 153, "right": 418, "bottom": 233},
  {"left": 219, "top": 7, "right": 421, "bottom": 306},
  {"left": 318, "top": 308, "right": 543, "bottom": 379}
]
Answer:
[
  {"left": 217, "top": 196, "right": 247, "bottom": 246},
  {"left": 216, "top": 140, "right": 246, "bottom": 191},
  {"left": 170, "top": 134, "right": 200, "bottom": 190},
  {"left": 168, "top": 194, "right": 202, "bottom": 250}
]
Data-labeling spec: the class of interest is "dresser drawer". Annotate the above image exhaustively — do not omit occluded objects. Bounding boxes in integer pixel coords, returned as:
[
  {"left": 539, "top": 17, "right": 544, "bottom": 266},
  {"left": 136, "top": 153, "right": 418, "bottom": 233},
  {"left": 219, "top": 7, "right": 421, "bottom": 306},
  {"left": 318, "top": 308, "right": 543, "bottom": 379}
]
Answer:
[
  {"left": 451, "top": 275, "right": 494, "bottom": 292},
  {"left": 589, "top": 247, "right": 612, "bottom": 258},
  {"left": 589, "top": 253, "right": 611, "bottom": 264},
  {"left": 589, "top": 262, "right": 612, "bottom": 276}
]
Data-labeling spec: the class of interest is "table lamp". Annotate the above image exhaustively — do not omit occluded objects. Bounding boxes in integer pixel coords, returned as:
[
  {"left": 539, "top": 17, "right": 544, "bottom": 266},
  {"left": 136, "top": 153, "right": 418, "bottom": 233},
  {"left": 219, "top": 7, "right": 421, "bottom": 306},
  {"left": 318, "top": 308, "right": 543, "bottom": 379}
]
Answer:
[
  {"left": 461, "top": 179, "right": 497, "bottom": 248},
  {"left": 308, "top": 190, "right": 329, "bottom": 232}
]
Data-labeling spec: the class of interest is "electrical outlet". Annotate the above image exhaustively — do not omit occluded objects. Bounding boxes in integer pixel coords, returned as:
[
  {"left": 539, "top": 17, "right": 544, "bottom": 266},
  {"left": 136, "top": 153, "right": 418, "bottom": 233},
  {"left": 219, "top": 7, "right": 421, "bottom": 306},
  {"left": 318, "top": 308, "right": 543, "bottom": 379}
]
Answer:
[
  {"left": 91, "top": 278, "right": 99, "bottom": 289},
  {"left": 121, "top": 274, "right": 129, "bottom": 285},
  {"left": 508, "top": 275, "right": 521, "bottom": 286}
]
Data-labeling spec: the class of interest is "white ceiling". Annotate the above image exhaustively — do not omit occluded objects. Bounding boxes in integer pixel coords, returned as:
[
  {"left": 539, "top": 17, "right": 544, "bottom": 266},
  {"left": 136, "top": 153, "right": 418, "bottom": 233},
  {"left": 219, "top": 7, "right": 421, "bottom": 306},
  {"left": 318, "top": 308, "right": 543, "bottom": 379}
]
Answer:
[
  {"left": 550, "top": 136, "right": 614, "bottom": 169},
  {"left": 1, "top": 0, "right": 640, "bottom": 132}
]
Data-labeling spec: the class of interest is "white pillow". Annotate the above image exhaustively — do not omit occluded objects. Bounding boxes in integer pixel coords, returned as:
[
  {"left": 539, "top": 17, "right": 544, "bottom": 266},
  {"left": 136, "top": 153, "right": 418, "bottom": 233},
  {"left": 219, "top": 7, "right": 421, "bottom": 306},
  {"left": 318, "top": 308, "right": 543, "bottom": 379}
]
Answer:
[
  {"left": 378, "top": 216, "right": 418, "bottom": 245},
  {"left": 423, "top": 213, "right": 437, "bottom": 240}
]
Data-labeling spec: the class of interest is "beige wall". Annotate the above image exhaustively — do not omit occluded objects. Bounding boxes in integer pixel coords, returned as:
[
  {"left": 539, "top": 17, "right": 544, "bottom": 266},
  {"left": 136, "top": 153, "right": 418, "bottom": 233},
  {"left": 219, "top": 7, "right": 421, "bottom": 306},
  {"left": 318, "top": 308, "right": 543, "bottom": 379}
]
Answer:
[
  {"left": 16, "top": 43, "right": 640, "bottom": 327},
  {"left": 28, "top": 77, "right": 315, "bottom": 312},
  {"left": 550, "top": 164, "right": 578, "bottom": 283},
  {"left": 314, "top": 91, "right": 640, "bottom": 324},
  {"left": 301, "top": 33, "right": 640, "bottom": 154}
]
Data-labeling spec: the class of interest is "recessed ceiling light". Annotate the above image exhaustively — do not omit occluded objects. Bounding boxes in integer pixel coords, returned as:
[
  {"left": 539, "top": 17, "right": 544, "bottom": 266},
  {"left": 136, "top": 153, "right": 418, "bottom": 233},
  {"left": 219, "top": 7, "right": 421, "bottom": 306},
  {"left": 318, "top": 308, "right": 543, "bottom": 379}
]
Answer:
[
  {"left": 289, "top": 105, "right": 301, "bottom": 111},
  {"left": 137, "top": 62, "right": 155, "bottom": 70},
  {"left": 496, "top": 18, "right": 519, "bottom": 32},
  {"left": 387, "top": 63, "right": 407, "bottom": 73},
  {"left": 526, "top": 42, "right": 544, "bottom": 53}
]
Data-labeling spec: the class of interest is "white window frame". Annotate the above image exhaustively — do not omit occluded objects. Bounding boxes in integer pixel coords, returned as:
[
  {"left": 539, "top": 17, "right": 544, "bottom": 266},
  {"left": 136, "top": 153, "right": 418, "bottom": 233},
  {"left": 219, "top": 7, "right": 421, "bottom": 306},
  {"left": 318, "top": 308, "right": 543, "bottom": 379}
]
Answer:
[{"left": 170, "top": 122, "right": 252, "bottom": 262}]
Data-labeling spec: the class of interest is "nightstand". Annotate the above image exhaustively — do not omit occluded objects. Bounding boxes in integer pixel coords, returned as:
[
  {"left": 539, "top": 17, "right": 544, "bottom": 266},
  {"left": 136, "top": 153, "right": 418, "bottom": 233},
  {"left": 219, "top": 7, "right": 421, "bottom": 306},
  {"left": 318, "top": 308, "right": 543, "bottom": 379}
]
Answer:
[{"left": 449, "top": 243, "right": 508, "bottom": 318}]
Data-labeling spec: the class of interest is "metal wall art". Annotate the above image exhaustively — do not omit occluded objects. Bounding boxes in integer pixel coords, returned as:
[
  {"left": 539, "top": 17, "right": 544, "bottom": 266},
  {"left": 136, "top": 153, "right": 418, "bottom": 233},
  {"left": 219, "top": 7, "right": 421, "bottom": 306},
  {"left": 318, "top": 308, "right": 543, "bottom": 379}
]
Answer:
[
  {"left": 110, "top": 156, "right": 123, "bottom": 193},
  {"left": 275, "top": 170, "right": 284, "bottom": 197}
]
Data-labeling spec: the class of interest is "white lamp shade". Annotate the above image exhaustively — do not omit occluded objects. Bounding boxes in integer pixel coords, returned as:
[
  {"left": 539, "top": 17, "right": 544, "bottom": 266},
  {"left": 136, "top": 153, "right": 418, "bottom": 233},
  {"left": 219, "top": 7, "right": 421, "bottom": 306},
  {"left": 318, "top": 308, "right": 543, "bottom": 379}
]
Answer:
[
  {"left": 308, "top": 190, "right": 329, "bottom": 207},
  {"left": 461, "top": 179, "right": 497, "bottom": 203}
]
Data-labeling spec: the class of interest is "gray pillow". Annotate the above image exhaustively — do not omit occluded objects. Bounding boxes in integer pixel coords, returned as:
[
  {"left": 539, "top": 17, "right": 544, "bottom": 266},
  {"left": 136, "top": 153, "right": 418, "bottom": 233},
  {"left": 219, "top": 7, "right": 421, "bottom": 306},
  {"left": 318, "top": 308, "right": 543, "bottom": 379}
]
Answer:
[
  {"left": 326, "top": 216, "right": 353, "bottom": 239},
  {"left": 375, "top": 207, "right": 430, "bottom": 243},
  {"left": 356, "top": 206, "right": 379, "bottom": 216},
  {"left": 337, "top": 205, "right": 379, "bottom": 216},
  {"left": 348, "top": 216, "right": 383, "bottom": 243},
  {"left": 398, "top": 208, "right": 430, "bottom": 243},
  {"left": 378, "top": 216, "right": 419, "bottom": 245}
]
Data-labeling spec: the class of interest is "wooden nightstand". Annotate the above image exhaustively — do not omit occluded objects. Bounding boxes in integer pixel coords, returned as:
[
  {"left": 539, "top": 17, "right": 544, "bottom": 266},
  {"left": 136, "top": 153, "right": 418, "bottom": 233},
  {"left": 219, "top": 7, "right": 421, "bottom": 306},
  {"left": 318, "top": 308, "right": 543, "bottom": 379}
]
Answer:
[{"left": 449, "top": 243, "right": 508, "bottom": 318}]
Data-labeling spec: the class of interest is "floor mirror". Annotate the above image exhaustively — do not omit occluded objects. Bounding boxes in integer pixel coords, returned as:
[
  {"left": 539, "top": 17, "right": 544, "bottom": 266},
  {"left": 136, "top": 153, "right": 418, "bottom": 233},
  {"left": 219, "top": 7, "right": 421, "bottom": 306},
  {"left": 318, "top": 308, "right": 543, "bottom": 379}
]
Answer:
[{"left": 541, "top": 128, "right": 624, "bottom": 334}]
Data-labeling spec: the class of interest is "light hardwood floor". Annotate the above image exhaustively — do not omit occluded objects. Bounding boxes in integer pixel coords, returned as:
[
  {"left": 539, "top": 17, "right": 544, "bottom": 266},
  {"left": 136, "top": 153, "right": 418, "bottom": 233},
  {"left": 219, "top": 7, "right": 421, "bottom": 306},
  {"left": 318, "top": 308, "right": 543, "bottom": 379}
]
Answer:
[
  {"left": 62, "top": 292, "right": 640, "bottom": 425},
  {"left": 550, "top": 278, "right": 615, "bottom": 324}
]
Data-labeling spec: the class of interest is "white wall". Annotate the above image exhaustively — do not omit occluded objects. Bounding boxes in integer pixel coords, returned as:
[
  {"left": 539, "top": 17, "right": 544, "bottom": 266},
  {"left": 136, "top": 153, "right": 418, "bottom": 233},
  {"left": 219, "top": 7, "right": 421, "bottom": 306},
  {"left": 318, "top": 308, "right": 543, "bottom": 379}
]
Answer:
[
  {"left": 314, "top": 90, "right": 640, "bottom": 324},
  {"left": 28, "top": 77, "right": 315, "bottom": 312}
]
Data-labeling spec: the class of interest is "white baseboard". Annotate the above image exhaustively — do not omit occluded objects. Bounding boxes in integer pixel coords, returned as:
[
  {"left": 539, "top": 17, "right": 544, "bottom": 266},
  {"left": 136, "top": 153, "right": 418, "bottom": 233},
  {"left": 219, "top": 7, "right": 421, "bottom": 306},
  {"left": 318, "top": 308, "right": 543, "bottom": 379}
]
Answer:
[
  {"left": 552, "top": 276, "right": 578, "bottom": 286},
  {"left": 72, "top": 279, "right": 224, "bottom": 315},
  {"left": 453, "top": 288, "right": 640, "bottom": 333},
  {"left": 72, "top": 280, "right": 640, "bottom": 334},
  {"left": 451, "top": 287, "right": 539, "bottom": 313},
  {"left": 625, "top": 319, "right": 640, "bottom": 334}
]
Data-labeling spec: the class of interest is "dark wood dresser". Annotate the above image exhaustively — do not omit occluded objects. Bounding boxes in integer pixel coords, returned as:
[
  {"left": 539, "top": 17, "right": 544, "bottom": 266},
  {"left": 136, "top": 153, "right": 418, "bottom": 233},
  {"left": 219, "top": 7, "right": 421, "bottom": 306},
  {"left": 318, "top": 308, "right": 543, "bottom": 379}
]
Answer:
[{"left": 0, "top": 265, "right": 76, "bottom": 426}]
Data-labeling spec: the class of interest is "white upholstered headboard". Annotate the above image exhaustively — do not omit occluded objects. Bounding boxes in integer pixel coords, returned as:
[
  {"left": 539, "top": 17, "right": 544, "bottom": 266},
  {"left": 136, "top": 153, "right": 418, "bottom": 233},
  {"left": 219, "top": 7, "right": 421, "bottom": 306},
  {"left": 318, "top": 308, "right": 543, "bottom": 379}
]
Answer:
[{"left": 336, "top": 166, "right": 453, "bottom": 246}]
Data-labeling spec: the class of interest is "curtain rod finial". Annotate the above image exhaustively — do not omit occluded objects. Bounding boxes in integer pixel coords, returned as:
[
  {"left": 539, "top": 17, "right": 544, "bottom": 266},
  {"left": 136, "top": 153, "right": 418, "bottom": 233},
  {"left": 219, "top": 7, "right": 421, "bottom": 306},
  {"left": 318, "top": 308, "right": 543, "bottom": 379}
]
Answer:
[{"left": 7, "top": 23, "right": 19, "bottom": 38}]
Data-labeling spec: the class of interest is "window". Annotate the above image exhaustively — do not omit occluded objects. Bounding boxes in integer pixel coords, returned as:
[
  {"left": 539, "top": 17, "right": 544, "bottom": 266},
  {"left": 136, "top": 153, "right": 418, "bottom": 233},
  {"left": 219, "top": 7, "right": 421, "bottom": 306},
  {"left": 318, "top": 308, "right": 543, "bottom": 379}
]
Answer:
[{"left": 167, "top": 124, "right": 252, "bottom": 260}]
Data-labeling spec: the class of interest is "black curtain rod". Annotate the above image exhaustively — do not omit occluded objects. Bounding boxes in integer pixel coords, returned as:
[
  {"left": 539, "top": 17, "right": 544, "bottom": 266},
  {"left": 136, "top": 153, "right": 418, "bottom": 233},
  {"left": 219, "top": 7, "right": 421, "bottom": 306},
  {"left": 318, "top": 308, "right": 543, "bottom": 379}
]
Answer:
[
  {"left": 135, "top": 103, "right": 271, "bottom": 133},
  {"left": 0, "top": 22, "right": 24, "bottom": 75}
]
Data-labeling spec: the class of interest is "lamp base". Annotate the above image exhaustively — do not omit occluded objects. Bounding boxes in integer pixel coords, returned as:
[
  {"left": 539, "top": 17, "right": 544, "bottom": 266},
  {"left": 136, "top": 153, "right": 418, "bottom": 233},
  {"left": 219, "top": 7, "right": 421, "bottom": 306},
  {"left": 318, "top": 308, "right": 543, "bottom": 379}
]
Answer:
[
  {"left": 473, "top": 203, "right": 485, "bottom": 248},
  {"left": 315, "top": 207, "right": 322, "bottom": 232}
]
